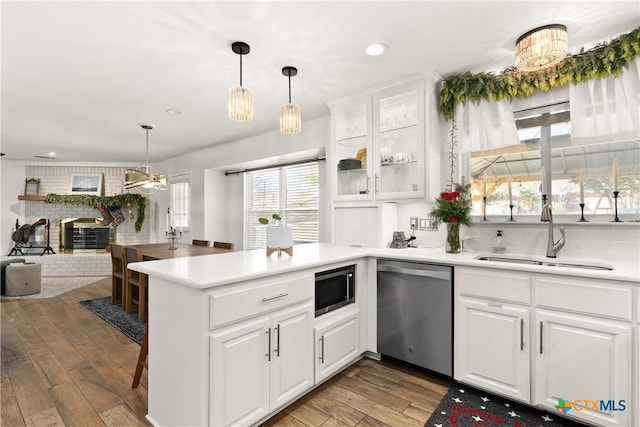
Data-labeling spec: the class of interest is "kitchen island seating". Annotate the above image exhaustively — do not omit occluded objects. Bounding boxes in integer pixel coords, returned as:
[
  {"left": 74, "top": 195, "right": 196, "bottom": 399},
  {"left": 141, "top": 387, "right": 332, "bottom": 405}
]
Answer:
[
  {"left": 213, "top": 241, "right": 234, "bottom": 250},
  {"left": 110, "top": 244, "right": 125, "bottom": 306},
  {"left": 123, "top": 246, "right": 148, "bottom": 322},
  {"left": 132, "top": 322, "right": 149, "bottom": 388},
  {"left": 192, "top": 239, "right": 210, "bottom": 246}
]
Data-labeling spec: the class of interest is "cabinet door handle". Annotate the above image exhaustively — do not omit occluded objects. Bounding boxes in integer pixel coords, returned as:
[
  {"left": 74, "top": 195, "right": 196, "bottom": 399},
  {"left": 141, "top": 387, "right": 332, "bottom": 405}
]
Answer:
[
  {"left": 265, "top": 329, "right": 271, "bottom": 362},
  {"left": 319, "top": 336, "right": 325, "bottom": 363},
  {"left": 375, "top": 174, "right": 379, "bottom": 193},
  {"left": 275, "top": 324, "right": 280, "bottom": 357},
  {"left": 539, "top": 322, "right": 543, "bottom": 354},
  {"left": 520, "top": 319, "right": 524, "bottom": 351},
  {"left": 366, "top": 175, "right": 370, "bottom": 194},
  {"left": 262, "top": 293, "right": 288, "bottom": 302}
]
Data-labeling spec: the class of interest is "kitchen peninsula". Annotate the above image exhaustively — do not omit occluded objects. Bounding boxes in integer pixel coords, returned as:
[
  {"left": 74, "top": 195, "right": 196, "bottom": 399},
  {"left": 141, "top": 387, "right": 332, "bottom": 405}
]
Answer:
[{"left": 130, "top": 243, "right": 639, "bottom": 427}]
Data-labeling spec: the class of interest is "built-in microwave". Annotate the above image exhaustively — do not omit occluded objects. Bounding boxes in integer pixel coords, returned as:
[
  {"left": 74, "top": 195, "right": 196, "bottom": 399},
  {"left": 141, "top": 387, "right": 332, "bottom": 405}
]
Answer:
[{"left": 314, "top": 264, "right": 355, "bottom": 317}]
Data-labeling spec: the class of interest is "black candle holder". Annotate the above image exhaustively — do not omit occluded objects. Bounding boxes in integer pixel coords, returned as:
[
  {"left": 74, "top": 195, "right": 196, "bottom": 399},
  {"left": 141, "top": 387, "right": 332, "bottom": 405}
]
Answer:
[
  {"left": 577, "top": 203, "right": 588, "bottom": 222},
  {"left": 612, "top": 191, "right": 622, "bottom": 222},
  {"left": 542, "top": 194, "right": 548, "bottom": 207},
  {"left": 508, "top": 204, "right": 515, "bottom": 221},
  {"left": 482, "top": 196, "right": 488, "bottom": 221},
  {"left": 166, "top": 226, "right": 183, "bottom": 249}
]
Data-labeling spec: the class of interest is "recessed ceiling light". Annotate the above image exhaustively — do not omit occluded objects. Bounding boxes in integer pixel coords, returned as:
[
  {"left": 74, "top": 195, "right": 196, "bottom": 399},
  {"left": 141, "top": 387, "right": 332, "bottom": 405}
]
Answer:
[
  {"left": 166, "top": 109, "right": 184, "bottom": 115},
  {"left": 49, "top": 152, "right": 56, "bottom": 156},
  {"left": 366, "top": 43, "right": 387, "bottom": 56}
]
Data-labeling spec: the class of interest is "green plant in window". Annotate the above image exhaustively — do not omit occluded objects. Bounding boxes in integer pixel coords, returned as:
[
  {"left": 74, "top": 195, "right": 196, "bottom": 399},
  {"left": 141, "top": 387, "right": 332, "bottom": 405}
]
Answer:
[{"left": 258, "top": 213, "right": 282, "bottom": 225}]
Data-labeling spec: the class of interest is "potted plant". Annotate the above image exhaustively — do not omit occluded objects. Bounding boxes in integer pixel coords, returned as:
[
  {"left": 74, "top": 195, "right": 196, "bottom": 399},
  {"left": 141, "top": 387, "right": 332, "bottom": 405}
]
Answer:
[{"left": 259, "top": 214, "right": 293, "bottom": 256}]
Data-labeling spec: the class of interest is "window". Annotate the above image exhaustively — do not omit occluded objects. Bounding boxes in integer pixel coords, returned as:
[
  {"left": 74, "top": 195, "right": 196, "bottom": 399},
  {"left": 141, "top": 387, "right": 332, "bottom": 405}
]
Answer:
[
  {"left": 170, "top": 172, "right": 191, "bottom": 229},
  {"left": 469, "top": 102, "right": 640, "bottom": 219},
  {"left": 245, "top": 162, "right": 319, "bottom": 250}
]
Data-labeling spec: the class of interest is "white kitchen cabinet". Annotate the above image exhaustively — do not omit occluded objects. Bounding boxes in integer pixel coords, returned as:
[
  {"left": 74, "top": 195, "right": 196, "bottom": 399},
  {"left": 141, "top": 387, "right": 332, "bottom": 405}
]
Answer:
[
  {"left": 330, "top": 80, "right": 425, "bottom": 202},
  {"left": 534, "top": 275, "right": 633, "bottom": 427},
  {"left": 535, "top": 310, "right": 631, "bottom": 427},
  {"left": 314, "top": 305, "right": 360, "bottom": 383},
  {"left": 455, "top": 268, "right": 531, "bottom": 402},
  {"left": 455, "top": 266, "right": 635, "bottom": 427},
  {"left": 456, "top": 297, "right": 530, "bottom": 403},
  {"left": 211, "top": 301, "right": 314, "bottom": 426}
]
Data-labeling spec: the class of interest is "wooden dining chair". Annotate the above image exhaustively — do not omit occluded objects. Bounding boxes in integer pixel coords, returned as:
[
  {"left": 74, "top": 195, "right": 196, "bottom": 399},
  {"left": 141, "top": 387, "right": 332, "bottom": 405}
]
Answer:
[
  {"left": 132, "top": 322, "right": 149, "bottom": 388},
  {"left": 192, "top": 239, "right": 211, "bottom": 247},
  {"left": 213, "top": 241, "right": 234, "bottom": 250},
  {"left": 110, "top": 244, "right": 125, "bottom": 307},
  {"left": 123, "top": 246, "right": 148, "bottom": 323}
]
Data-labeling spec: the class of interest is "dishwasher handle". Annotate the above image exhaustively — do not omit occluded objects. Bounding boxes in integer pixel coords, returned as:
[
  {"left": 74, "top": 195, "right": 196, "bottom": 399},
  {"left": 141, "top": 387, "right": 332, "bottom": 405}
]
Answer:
[{"left": 377, "top": 263, "right": 451, "bottom": 281}]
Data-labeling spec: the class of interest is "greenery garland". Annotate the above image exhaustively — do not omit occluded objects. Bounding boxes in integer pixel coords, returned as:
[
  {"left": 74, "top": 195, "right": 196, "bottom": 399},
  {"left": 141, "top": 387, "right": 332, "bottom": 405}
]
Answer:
[
  {"left": 45, "top": 193, "right": 146, "bottom": 232},
  {"left": 439, "top": 26, "right": 640, "bottom": 120}
]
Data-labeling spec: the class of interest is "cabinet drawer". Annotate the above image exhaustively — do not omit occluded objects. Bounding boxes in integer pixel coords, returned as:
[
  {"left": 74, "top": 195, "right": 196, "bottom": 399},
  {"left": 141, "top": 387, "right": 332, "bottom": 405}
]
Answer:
[
  {"left": 210, "top": 273, "right": 313, "bottom": 329},
  {"left": 535, "top": 276, "right": 632, "bottom": 321},
  {"left": 456, "top": 268, "right": 530, "bottom": 304}
]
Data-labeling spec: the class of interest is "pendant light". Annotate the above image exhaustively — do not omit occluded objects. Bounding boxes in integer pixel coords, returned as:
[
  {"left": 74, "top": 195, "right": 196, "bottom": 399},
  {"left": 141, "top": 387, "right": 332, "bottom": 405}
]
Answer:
[
  {"left": 515, "top": 24, "right": 568, "bottom": 72},
  {"left": 280, "top": 66, "right": 301, "bottom": 134},
  {"left": 228, "top": 41, "right": 253, "bottom": 121},
  {"left": 124, "top": 124, "right": 168, "bottom": 194}
]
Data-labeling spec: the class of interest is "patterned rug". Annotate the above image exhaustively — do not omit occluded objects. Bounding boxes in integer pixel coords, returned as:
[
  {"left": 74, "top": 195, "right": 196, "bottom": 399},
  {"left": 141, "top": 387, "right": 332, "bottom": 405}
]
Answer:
[
  {"left": 425, "top": 384, "right": 587, "bottom": 427},
  {"left": 80, "top": 296, "right": 144, "bottom": 345},
  {"left": 2, "top": 276, "right": 108, "bottom": 299}
]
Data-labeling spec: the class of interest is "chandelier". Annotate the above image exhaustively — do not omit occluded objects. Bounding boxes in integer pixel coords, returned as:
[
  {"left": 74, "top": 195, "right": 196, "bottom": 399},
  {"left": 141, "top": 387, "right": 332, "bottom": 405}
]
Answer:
[
  {"left": 228, "top": 41, "right": 253, "bottom": 122},
  {"left": 124, "top": 124, "right": 168, "bottom": 194},
  {"left": 515, "top": 24, "right": 568, "bottom": 72},
  {"left": 280, "top": 66, "right": 301, "bottom": 134}
]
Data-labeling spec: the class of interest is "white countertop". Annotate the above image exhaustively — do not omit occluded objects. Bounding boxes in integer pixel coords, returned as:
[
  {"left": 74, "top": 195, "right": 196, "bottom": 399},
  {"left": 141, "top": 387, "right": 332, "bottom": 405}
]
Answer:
[{"left": 128, "top": 243, "right": 640, "bottom": 289}]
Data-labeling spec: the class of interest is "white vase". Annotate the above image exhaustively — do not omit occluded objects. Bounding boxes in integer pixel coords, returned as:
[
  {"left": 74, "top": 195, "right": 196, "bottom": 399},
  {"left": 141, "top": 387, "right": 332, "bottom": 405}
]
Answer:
[{"left": 266, "top": 225, "right": 293, "bottom": 249}]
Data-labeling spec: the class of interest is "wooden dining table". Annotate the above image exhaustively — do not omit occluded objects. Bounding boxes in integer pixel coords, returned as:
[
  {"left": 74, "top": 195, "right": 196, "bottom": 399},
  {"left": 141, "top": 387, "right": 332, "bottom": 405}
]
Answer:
[{"left": 127, "top": 242, "right": 233, "bottom": 261}]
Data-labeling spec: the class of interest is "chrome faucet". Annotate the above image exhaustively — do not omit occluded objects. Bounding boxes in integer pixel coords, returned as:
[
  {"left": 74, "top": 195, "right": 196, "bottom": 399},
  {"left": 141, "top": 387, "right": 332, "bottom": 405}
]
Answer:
[{"left": 540, "top": 204, "right": 565, "bottom": 258}]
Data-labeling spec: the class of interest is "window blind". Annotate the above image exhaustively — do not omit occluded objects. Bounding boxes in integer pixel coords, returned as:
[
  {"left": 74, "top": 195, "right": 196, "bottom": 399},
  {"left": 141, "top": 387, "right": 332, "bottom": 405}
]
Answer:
[
  {"left": 170, "top": 173, "right": 191, "bottom": 229},
  {"left": 246, "top": 162, "right": 319, "bottom": 250}
]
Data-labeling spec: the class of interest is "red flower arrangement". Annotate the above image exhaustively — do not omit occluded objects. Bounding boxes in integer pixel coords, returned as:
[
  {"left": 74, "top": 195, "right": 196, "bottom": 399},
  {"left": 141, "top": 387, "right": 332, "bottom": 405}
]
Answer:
[{"left": 429, "top": 183, "right": 472, "bottom": 226}]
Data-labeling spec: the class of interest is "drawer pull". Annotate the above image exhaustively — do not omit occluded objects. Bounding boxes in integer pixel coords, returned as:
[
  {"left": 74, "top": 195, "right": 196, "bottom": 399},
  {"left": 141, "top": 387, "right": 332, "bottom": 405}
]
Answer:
[{"left": 261, "top": 293, "right": 288, "bottom": 302}]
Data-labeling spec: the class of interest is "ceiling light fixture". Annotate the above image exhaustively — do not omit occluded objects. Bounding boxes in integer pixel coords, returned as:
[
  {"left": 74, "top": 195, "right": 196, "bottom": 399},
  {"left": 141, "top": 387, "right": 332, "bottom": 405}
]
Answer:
[
  {"left": 366, "top": 43, "right": 387, "bottom": 56},
  {"left": 515, "top": 24, "right": 568, "bottom": 72},
  {"left": 124, "top": 124, "right": 168, "bottom": 194},
  {"left": 228, "top": 41, "right": 253, "bottom": 122},
  {"left": 280, "top": 66, "right": 301, "bottom": 134}
]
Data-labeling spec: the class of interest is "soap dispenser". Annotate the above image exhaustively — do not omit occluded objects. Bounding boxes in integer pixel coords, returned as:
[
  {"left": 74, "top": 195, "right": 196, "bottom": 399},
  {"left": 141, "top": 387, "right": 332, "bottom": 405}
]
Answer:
[{"left": 492, "top": 230, "right": 506, "bottom": 253}]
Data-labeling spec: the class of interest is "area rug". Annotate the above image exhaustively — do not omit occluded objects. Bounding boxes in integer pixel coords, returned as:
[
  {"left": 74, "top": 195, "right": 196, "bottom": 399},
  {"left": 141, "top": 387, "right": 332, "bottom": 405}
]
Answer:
[
  {"left": 2, "top": 276, "right": 108, "bottom": 299},
  {"left": 80, "top": 296, "right": 144, "bottom": 345},
  {"left": 425, "top": 384, "right": 587, "bottom": 427}
]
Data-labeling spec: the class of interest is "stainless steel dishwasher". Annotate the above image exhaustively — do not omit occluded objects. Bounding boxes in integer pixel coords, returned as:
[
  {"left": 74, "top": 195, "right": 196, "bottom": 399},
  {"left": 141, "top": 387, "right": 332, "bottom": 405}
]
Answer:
[{"left": 377, "top": 259, "right": 453, "bottom": 377}]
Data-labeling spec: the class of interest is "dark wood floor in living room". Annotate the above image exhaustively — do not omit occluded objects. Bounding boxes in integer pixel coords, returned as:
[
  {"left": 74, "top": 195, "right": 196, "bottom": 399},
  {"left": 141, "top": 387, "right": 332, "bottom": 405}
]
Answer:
[{"left": 1, "top": 277, "right": 450, "bottom": 427}]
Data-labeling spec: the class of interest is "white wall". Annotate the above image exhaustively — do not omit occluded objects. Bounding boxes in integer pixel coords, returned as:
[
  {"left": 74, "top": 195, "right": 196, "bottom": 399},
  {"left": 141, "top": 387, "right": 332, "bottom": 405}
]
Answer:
[
  {"left": 1, "top": 160, "right": 26, "bottom": 254},
  {"left": 153, "top": 116, "right": 330, "bottom": 249}
]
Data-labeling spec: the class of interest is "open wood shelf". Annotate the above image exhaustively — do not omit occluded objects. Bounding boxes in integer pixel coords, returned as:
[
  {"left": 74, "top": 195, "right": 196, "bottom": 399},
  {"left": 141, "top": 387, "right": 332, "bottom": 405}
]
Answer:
[{"left": 18, "top": 195, "right": 47, "bottom": 201}]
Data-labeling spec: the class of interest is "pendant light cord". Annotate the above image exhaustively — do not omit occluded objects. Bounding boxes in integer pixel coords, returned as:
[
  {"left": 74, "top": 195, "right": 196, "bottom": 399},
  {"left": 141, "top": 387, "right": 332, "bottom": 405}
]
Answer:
[
  {"left": 145, "top": 127, "right": 150, "bottom": 174},
  {"left": 288, "top": 72, "right": 292, "bottom": 103},
  {"left": 239, "top": 54, "right": 243, "bottom": 87}
]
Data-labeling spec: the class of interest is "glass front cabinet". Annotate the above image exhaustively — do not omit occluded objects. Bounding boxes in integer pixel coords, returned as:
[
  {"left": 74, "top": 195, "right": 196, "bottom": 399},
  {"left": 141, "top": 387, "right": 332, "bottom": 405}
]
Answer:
[{"left": 331, "top": 80, "right": 425, "bottom": 202}]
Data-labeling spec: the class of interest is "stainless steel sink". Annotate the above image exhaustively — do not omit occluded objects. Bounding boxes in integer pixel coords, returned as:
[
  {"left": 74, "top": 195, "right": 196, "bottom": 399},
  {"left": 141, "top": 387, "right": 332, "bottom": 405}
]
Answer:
[{"left": 475, "top": 255, "right": 614, "bottom": 271}]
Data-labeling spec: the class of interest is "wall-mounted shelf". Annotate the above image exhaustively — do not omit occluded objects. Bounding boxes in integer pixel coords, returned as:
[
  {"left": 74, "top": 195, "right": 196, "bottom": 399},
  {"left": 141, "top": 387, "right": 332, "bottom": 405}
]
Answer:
[{"left": 18, "top": 195, "right": 47, "bottom": 201}]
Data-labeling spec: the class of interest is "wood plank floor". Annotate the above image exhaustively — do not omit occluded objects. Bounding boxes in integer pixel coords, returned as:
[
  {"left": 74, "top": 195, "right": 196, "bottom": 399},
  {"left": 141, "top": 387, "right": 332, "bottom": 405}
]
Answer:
[{"left": 1, "top": 277, "right": 450, "bottom": 427}]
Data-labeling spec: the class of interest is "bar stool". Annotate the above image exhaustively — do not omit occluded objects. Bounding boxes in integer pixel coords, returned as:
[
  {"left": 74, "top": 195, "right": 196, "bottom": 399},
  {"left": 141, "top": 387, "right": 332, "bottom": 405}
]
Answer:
[
  {"left": 132, "top": 322, "right": 149, "bottom": 388},
  {"left": 110, "top": 244, "right": 125, "bottom": 306},
  {"left": 123, "top": 246, "right": 148, "bottom": 323}
]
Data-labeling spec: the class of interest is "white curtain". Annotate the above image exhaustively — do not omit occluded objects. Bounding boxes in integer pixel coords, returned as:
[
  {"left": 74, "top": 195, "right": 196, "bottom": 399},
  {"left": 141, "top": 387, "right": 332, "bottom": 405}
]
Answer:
[
  {"left": 570, "top": 57, "right": 640, "bottom": 143},
  {"left": 454, "top": 98, "right": 521, "bottom": 153}
]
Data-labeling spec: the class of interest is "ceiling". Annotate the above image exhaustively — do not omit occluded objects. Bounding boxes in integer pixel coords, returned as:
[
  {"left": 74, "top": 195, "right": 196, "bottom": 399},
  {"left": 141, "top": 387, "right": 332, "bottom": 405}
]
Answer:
[{"left": 1, "top": 1, "right": 639, "bottom": 163}]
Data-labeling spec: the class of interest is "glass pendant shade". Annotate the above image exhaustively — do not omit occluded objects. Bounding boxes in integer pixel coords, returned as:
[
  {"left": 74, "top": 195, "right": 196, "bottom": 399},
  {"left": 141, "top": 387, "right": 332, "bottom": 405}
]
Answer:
[
  {"left": 228, "top": 86, "right": 253, "bottom": 121},
  {"left": 280, "top": 103, "right": 301, "bottom": 134},
  {"left": 515, "top": 24, "right": 568, "bottom": 72},
  {"left": 124, "top": 124, "right": 168, "bottom": 195},
  {"left": 228, "top": 41, "right": 253, "bottom": 122},
  {"left": 280, "top": 66, "right": 301, "bottom": 134}
]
